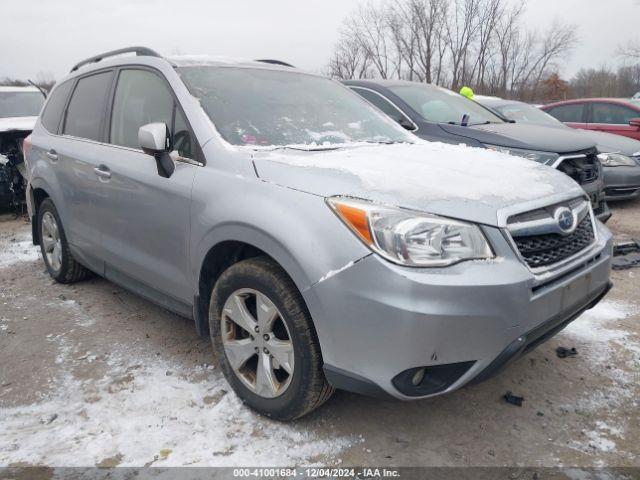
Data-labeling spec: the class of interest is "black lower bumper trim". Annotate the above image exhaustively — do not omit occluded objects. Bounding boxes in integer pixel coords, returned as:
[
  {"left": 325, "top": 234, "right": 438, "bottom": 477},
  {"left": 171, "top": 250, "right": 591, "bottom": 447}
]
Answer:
[
  {"left": 468, "top": 280, "right": 613, "bottom": 387},
  {"left": 323, "top": 365, "right": 396, "bottom": 400}
]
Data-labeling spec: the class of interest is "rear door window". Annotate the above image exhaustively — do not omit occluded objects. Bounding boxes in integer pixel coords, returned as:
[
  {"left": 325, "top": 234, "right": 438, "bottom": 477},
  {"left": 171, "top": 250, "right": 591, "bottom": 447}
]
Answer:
[
  {"left": 110, "top": 69, "right": 195, "bottom": 159},
  {"left": 591, "top": 103, "right": 638, "bottom": 124},
  {"left": 41, "top": 80, "right": 73, "bottom": 133},
  {"left": 546, "top": 103, "right": 585, "bottom": 123},
  {"left": 63, "top": 71, "right": 113, "bottom": 141}
]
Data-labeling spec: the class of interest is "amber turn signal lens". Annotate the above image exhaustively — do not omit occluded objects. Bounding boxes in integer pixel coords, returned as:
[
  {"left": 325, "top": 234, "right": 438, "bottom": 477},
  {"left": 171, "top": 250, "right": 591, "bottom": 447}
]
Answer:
[{"left": 333, "top": 202, "right": 373, "bottom": 245}]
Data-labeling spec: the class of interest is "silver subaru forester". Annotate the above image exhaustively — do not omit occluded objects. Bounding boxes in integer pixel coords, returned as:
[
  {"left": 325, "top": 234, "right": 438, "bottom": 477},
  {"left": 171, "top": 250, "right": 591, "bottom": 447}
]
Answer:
[{"left": 25, "top": 47, "right": 613, "bottom": 420}]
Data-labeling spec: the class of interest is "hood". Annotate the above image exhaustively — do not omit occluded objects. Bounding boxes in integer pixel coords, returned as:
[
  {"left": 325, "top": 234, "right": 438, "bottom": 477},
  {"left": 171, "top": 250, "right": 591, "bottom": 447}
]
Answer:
[
  {"left": 0, "top": 116, "right": 37, "bottom": 133},
  {"left": 252, "top": 142, "right": 583, "bottom": 226},
  {"left": 577, "top": 129, "right": 640, "bottom": 157},
  {"left": 438, "top": 122, "right": 595, "bottom": 154}
]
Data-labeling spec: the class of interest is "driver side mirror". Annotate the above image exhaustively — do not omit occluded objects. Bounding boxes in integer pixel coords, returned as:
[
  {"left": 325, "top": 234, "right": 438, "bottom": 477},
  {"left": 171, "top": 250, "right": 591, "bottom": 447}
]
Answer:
[
  {"left": 629, "top": 118, "right": 640, "bottom": 129},
  {"left": 397, "top": 117, "right": 415, "bottom": 131},
  {"left": 138, "top": 123, "right": 175, "bottom": 178}
]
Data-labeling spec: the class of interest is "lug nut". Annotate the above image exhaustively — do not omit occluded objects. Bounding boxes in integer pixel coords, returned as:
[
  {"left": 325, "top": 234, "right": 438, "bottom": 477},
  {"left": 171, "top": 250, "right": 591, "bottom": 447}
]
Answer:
[
  {"left": 254, "top": 326, "right": 260, "bottom": 333},
  {"left": 263, "top": 334, "right": 269, "bottom": 341},
  {"left": 263, "top": 348, "right": 269, "bottom": 354}
]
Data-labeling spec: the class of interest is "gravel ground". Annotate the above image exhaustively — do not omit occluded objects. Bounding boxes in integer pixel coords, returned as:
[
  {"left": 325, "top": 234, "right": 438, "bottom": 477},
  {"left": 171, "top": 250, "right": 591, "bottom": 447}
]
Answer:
[{"left": 0, "top": 200, "right": 639, "bottom": 468}]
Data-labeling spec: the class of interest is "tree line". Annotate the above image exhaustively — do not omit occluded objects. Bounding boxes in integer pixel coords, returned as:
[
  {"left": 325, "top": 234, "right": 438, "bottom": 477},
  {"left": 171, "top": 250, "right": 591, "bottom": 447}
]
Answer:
[{"left": 327, "top": 0, "right": 640, "bottom": 102}]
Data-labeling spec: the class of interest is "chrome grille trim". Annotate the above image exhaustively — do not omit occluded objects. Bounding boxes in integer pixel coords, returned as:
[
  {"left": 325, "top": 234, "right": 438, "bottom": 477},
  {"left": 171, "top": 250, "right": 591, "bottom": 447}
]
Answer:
[{"left": 503, "top": 196, "right": 599, "bottom": 276}]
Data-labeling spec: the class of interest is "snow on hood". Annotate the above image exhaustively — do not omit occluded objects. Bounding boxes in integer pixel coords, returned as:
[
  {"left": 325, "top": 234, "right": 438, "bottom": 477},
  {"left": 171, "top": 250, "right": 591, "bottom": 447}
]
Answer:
[
  {"left": 0, "top": 116, "right": 37, "bottom": 133},
  {"left": 252, "top": 141, "right": 584, "bottom": 226}
]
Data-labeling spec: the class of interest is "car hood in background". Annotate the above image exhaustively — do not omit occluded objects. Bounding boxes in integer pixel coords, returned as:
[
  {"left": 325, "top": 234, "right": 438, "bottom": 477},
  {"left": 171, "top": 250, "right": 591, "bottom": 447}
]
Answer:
[
  {"left": 0, "top": 116, "right": 38, "bottom": 133},
  {"left": 252, "top": 142, "right": 583, "bottom": 227},
  {"left": 438, "top": 122, "right": 595, "bottom": 154},
  {"left": 576, "top": 129, "right": 640, "bottom": 157}
]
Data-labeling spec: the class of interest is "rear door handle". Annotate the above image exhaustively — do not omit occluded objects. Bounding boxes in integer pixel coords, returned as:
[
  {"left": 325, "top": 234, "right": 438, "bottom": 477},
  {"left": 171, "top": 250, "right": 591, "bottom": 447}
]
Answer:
[
  {"left": 93, "top": 165, "right": 111, "bottom": 180},
  {"left": 46, "top": 150, "right": 58, "bottom": 162}
]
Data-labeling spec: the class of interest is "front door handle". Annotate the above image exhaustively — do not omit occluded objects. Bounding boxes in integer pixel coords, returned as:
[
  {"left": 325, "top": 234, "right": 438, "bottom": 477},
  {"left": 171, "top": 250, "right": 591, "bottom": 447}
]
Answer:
[
  {"left": 93, "top": 165, "right": 111, "bottom": 180},
  {"left": 46, "top": 150, "right": 58, "bottom": 162}
]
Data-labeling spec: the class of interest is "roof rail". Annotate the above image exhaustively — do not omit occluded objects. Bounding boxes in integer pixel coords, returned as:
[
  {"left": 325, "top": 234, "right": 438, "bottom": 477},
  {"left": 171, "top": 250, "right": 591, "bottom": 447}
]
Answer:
[
  {"left": 70, "top": 46, "right": 162, "bottom": 73},
  {"left": 255, "top": 59, "right": 295, "bottom": 68}
]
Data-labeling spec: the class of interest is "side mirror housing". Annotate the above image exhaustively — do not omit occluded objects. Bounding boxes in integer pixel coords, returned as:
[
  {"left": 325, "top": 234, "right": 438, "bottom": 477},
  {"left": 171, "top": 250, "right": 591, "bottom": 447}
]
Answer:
[
  {"left": 629, "top": 117, "right": 640, "bottom": 128},
  {"left": 138, "top": 123, "right": 175, "bottom": 178},
  {"left": 397, "top": 117, "right": 415, "bottom": 131}
]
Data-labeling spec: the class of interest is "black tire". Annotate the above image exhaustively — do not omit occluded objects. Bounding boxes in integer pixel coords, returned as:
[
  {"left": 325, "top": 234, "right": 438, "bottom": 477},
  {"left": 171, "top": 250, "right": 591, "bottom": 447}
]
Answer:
[
  {"left": 210, "top": 256, "right": 334, "bottom": 420},
  {"left": 37, "top": 198, "right": 90, "bottom": 284}
]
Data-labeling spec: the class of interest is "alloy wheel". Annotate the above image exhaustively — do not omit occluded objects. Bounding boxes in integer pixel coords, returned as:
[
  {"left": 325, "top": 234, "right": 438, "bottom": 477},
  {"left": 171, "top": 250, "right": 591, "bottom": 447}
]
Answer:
[
  {"left": 221, "top": 288, "right": 295, "bottom": 398},
  {"left": 41, "top": 211, "right": 62, "bottom": 272}
]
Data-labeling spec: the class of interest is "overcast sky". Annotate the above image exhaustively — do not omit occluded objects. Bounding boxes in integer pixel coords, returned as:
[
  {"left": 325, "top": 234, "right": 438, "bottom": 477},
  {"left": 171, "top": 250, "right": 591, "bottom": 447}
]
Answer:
[{"left": 1, "top": 0, "right": 638, "bottom": 82}]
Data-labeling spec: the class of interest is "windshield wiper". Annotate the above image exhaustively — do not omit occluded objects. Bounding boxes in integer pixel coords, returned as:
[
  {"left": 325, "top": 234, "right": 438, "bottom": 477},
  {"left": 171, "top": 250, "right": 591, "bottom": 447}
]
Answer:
[{"left": 269, "top": 145, "right": 342, "bottom": 152}]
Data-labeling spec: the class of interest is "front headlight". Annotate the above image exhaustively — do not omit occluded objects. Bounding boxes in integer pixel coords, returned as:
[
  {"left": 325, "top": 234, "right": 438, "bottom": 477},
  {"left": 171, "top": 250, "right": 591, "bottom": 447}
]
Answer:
[
  {"left": 327, "top": 197, "right": 494, "bottom": 267},
  {"left": 597, "top": 152, "right": 637, "bottom": 167},
  {"left": 484, "top": 144, "right": 559, "bottom": 165}
]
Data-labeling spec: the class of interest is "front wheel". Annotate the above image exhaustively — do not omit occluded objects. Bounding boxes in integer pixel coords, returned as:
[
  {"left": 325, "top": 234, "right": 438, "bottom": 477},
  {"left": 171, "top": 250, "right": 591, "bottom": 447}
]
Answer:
[{"left": 210, "top": 257, "right": 334, "bottom": 420}]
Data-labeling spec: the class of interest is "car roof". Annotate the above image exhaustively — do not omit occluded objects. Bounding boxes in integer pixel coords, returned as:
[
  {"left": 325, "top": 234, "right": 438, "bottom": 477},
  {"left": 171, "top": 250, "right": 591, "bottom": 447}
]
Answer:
[
  {"left": 167, "top": 55, "right": 295, "bottom": 70},
  {"left": 544, "top": 98, "right": 640, "bottom": 108},
  {"left": 0, "top": 86, "right": 41, "bottom": 93},
  {"left": 343, "top": 78, "right": 446, "bottom": 89},
  {"left": 61, "top": 48, "right": 305, "bottom": 84}
]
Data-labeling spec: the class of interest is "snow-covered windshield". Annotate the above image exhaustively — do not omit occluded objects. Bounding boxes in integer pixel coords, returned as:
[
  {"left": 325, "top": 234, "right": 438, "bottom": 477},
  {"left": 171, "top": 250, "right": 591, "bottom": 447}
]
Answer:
[
  {"left": 389, "top": 85, "right": 503, "bottom": 126},
  {"left": 0, "top": 92, "right": 45, "bottom": 118},
  {"left": 178, "top": 66, "right": 413, "bottom": 147}
]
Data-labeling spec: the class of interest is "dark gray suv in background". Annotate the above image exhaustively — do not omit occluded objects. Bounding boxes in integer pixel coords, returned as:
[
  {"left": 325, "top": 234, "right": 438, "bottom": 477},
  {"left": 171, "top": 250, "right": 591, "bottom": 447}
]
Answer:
[
  {"left": 344, "top": 80, "right": 611, "bottom": 222},
  {"left": 25, "top": 48, "right": 613, "bottom": 420}
]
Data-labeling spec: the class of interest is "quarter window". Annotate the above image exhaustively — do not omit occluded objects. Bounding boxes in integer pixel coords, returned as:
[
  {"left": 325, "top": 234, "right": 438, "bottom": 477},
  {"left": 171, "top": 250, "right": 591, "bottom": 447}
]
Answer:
[
  {"left": 591, "top": 103, "right": 638, "bottom": 124},
  {"left": 110, "top": 69, "right": 194, "bottom": 159},
  {"left": 63, "top": 71, "right": 113, "bottom": 141},
  {"left": 546, "top": 103, "right": 585, "bottom": 123},
  {"left": 41, "top": 80, "right": 73, "bottom": 133}
]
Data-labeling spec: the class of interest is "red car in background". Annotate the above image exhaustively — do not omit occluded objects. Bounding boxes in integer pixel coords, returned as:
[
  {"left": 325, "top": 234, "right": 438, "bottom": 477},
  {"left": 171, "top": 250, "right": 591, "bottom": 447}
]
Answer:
[{"left": 542, "top": 98, "right": 640, "bottom": 141}]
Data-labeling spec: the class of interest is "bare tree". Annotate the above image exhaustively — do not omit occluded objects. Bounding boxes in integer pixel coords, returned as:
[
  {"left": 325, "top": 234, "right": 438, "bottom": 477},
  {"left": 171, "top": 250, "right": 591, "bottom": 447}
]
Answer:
[
  {"left": 327, "top": 34, "right": 372, "bottom": 79},
  {"left": 444, "top": 0, "right": 482, "bottom": 89},
  {"left": 327, "top": 0, "right": 577, "bottom": 101},
  {"left": 618, "top": 39, "right": 640, "bottom": 61}
]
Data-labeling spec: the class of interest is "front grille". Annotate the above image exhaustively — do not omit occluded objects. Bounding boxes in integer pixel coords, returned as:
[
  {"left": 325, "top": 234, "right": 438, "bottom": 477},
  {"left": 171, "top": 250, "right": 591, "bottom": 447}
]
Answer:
[
  {"left": 556, "top": 150, "right": 599, "bottom": 185},
  {"left": 513, "top": 216, "right": 595, "bottom": 269}
]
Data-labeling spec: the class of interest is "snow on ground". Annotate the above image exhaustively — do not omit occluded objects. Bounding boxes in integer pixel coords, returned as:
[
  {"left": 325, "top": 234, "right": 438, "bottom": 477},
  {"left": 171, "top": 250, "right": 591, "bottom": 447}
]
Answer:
[
  {"left": 0, "top": 233, "right": 39, "bottom": 268},
  {"left": 564, "top": 300, "right": 639, "bottom": 362},
  {"left": 561, "top": 300, "right": 640, "bottom": 457},
  {"left": 0, "top": 343, "right": 356, "bottom": 467}
]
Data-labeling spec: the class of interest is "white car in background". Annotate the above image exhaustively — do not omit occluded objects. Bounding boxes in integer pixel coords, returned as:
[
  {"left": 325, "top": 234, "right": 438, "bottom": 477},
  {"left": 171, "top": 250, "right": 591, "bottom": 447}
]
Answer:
[{"left": 0, "top": 85, "right": 45, "bottom": 208}]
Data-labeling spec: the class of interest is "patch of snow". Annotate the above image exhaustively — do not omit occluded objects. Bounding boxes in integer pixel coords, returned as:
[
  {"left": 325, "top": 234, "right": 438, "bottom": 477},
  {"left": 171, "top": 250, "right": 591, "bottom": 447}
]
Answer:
[
  {"left": 563, "top": 300, "right": 639, "bottom": 362},
  {"left": 584, "top": 430, "right": 616, "bottom": 453},
  {"left": 0, "top": 347, "right": 357, "bottom": 467},
  {"left": 258, "top": 141, "right": 579, "bottom": 207},
  {"left": 0, "top": 235, "right": 40, "bottom": 268}
]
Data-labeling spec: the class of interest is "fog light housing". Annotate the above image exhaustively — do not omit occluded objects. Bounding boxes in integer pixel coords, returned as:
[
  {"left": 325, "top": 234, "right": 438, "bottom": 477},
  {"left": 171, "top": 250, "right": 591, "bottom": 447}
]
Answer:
[{"left": 392, "top": 361, "right": 476, "bottom": 397}]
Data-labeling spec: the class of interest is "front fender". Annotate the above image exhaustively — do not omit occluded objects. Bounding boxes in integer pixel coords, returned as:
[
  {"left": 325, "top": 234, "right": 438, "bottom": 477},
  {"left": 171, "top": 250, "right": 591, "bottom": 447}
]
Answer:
[{"left": 190, "top": 171, "right": 370, "bottom": 295}]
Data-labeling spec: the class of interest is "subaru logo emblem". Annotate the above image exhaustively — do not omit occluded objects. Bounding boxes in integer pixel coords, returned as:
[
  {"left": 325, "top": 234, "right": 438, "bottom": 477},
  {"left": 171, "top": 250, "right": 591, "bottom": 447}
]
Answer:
[{"left": 554, "top": 207, "right": 576, "bottom": 234}]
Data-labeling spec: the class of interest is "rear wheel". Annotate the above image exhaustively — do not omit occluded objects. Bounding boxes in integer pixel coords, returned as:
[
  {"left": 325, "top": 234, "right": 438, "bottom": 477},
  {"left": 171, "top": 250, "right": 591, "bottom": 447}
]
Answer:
[
  {"left": 38, "top": 198, "right": 90, "bottom": 283},
  {"left": 210, "top": 257, "right": 333, "bottom": 420}
]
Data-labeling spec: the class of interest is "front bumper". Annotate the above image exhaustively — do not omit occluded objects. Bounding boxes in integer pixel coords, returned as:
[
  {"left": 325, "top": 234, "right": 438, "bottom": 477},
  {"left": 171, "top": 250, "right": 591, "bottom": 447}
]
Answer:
[
  {"left": 603, "top": 165, "right": 640, "bottom": 201},
  {"left": 305, "top": 221, "right": 613, "bottom": 400},
  {"left": 581, "top": 179, "right": 611, "bottom": 222}
]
